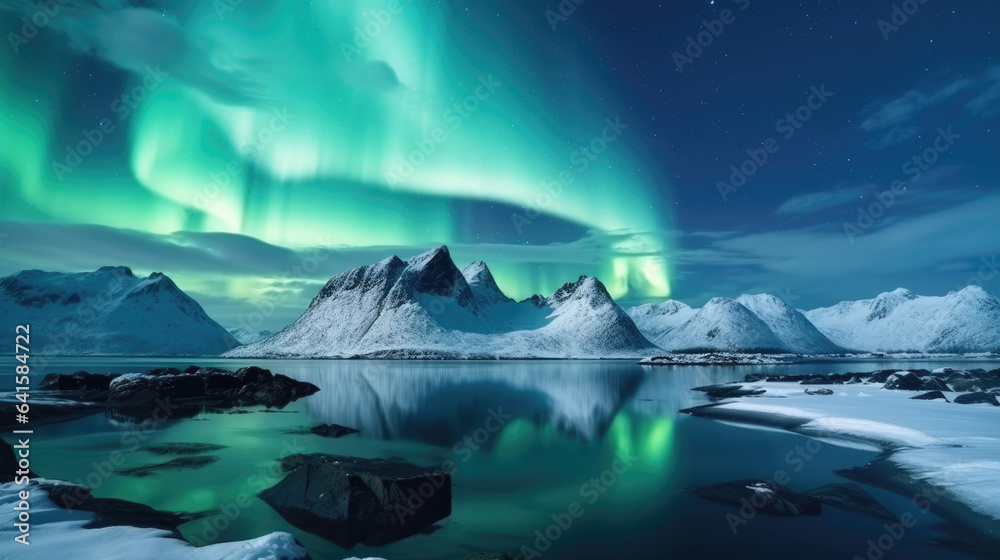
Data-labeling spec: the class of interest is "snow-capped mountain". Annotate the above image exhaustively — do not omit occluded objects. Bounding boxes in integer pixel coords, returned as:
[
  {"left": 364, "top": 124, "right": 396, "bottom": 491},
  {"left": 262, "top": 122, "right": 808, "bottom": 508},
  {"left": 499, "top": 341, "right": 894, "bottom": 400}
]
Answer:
[
  {"left": 735, "top": 294, "right": 845, "bottom": 354},
  {"left": 0, "top": 266, "right": 239, "bottom": 356},
  {"left": 628, "top": 295, "right": 844, "bottom": 354},
  {"left": 805, "top": 286, "right": 1000, "bottom": 353},
  {"left": 225, "top": 246, "right": 657, "bottom": 359},
  {"left": 228, "top": 328, "right": 273, "bottom": 345}
]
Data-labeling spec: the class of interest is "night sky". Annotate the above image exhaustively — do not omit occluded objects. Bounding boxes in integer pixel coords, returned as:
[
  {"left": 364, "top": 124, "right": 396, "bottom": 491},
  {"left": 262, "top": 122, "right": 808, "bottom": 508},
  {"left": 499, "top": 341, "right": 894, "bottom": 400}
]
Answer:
[{"left": 0, "top": 0, "right": 998, "bottom": 330}]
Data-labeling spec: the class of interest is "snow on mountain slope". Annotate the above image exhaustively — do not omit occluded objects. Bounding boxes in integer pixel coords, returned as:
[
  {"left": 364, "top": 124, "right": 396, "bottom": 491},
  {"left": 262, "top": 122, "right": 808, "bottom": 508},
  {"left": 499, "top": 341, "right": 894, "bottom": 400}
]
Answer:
[
  {"left": 629, "top": 294, "right": 845, "bottom": 354},
  {"left": 627, "top": 300, "right": 699, "bottom": 345},
  {"left": 226, "top": 246, "right": 657, "bottom": 359},
  {"left": 462, "top": 261, "right": 514, "bottom": 307},
  {"left": 805, "top": 286, "right": 1000, "bottom": 353},
  {"left": 0, "top": 267, "right": 239, "bottom": 356},
  {"left": 735, "top": 294, "right": 846, "bottom": 354},
  {"left": 657, "top": 297, "right": 790, "bottom": 353},
  {"left": 228, "top": 328, "right": 273, "bottom": 345}
]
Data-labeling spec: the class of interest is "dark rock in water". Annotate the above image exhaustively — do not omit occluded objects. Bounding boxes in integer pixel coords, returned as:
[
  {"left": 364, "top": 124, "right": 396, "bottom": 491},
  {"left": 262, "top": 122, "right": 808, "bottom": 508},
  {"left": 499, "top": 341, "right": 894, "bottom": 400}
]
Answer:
[
  {"left": 40, "top": 481, "right": 206, "bottom": 533},
  {"left": 259, "top": 453, "right": 452, "bottom": 548},
  {"left": 883, "top": 372, "right": 923, "bottom": 391},
  {"left": 142, "top": 443, "right": 227, "bottom": 456},
  {"left": 692, "top": 383, "right": 766, "bottom": 400},
  {"left": 800, "top": 376, "right": 832, "bottom": 385},
  {"left": 954, "top": 393, "right": 1000, "bottom": 406},
  {"left": 118, "top": 456, "right": 221, "bottom": 477},
  {"left": 805, "top": 388, "right": 834, "bottom": 396},
  {"left": 948, "top": 378, "right": 984, "bottom": 393},
  {"left": 37, "top": 365, "right": 319, "bottom": 422},
  {"left": 802, "top": 483, "right": 897, "bottom": 522},
  {"left": 919, "top": 377, "right": 950, "bottom": 392},
  {"left": 40, "top": 370, "right": 114, "bottom": 393},
  {"left": 309, "top": 424, "right": 360, "bottom": 438},
  {"left": 691, "top": 479, "right": 821, "bottom": 516},
  {"left": 1, "top": 437, "right": 36, "bottom": 483},
  {"left": 911, "top": 391, "right": 950, "bottom": 402}
]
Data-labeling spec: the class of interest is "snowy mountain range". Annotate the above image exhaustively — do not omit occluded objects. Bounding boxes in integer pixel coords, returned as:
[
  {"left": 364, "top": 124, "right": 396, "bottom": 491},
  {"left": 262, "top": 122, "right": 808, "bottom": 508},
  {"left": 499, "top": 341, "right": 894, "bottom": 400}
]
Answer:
[
  {"left": 4, "top": 257, "right": 998, "bottom": 358},
  {"left": 228, "top": 328, "right": 274, "bottom": 345},
  {"left": 0, "top": 266, "right": 239, "bottom": 356},
  {"left": 627, "top": 294, "right": 845, "bottom": 354},
  {"left": 805, "top": 286, "right": 1000, "bottom": 354},
  {"left": 225, "top": 246, "right": 658, "bottom": 359}
]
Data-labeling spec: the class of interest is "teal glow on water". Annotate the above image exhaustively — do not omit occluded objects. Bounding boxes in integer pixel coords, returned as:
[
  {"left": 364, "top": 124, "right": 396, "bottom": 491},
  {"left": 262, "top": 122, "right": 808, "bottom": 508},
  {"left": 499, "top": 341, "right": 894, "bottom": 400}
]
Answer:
[{"left": 21, "top": 358, "right": 1000, "bottom": 560}]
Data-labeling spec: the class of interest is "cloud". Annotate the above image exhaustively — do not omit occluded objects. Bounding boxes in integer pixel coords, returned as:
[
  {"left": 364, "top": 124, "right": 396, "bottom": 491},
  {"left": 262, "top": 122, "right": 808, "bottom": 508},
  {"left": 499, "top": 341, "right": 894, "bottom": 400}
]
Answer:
[
  {"left": 669, "top": 194, "right": 1000, "bottom": 308},
  {"left": 966, "top": 65, "right": 1000, "bottom": 117},
  {"left": 865, "top": 125, "right": 919, "bottom": 150},
  {"left": 860, "top": 65, "right": 1000, "bottom": 149},
  {"left": 0, "top": 1, "right": 262, "bottom": 104},
  {"left": 775, "top": 185, "right": 869, "bottom": 215},
  {"left": 860, "top": 80, "right": 972, "bottom": 132}
]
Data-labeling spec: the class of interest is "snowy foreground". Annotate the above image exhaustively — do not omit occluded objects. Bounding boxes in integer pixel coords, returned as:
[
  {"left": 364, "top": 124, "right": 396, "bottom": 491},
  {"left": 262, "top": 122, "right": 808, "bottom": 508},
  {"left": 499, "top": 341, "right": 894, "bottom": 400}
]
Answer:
[
  {"left": 0, "top": 480, "right": 388, "bottom": 560},
  {"left": 681, "top": 370, "right": 1000, "bottom": 543}
]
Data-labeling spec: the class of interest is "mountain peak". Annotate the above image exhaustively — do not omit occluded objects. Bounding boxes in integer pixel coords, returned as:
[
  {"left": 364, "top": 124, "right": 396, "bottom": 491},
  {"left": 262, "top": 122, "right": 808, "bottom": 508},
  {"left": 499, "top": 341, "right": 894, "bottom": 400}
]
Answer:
[
  {"left": 867, "top": 288, "right": 918, "bottom": 321},
  {"left": 97, "top": 265, "right": 136, "bottom": 279},
  {"left": 462, "top": 261, "right": 512, "bottom": 306},
  {"left": 407, "top": 245, "right": 451, "bottom": 268},
  {"left": 548, "top": 276, "right": 615, "bottom": 309}
]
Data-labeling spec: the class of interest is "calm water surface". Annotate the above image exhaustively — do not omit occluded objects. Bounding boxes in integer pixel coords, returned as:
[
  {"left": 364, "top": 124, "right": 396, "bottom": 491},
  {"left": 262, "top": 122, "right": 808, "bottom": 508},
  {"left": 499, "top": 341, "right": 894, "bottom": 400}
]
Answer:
[{"left": 16, "top": 358, "right": 1000, "bottom": 560}]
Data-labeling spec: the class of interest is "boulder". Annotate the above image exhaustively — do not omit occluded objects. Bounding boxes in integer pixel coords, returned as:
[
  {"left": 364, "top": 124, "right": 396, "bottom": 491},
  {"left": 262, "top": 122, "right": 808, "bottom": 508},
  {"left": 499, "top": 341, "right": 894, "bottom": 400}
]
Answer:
[
  {"left": 954, "top": 393, "right": 1000, "bottom": 406},
  {"left": 918, "top": 377, "right": 950, "bottom": 392},
  {"left": 309, "top": 424, "right": 360, "bottom": 438},
  {"left": 259, "top": 453, "right": 451, "bottom": 548},
  {"left": 882, "top": 372, "right": 922, "bottom": 391},
  {"left": 910, "top": 391, "right": 949, "bottom": 402},
  {"left": 805, "top": 388, "right": 834, "bottom": 396},
  {"left": 948, "top": 378, "right": 984, "bottom": 393}
]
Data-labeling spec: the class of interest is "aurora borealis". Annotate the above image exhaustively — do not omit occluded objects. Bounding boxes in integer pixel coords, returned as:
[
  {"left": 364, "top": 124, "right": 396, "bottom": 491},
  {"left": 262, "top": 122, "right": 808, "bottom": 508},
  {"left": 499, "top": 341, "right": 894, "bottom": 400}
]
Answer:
[
  {"left": 2, "top": 1, "right": 999, "bottom": 330},
  {"left": 0, "top": 0, "right": 675, "bottom": 328}
]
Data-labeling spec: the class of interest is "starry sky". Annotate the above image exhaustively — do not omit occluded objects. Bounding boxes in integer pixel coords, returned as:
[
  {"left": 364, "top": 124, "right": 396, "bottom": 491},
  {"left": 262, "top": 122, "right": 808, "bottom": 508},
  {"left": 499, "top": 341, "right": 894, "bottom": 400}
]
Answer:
[{"left": 0, "top": 0, "right": 998, "bottom": 330}]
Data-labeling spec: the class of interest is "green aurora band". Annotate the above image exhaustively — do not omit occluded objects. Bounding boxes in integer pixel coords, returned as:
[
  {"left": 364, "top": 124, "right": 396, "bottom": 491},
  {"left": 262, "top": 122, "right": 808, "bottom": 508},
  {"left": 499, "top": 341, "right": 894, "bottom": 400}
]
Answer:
[{"left": 0, "top": 1, "right": 675, "bottom": 302}]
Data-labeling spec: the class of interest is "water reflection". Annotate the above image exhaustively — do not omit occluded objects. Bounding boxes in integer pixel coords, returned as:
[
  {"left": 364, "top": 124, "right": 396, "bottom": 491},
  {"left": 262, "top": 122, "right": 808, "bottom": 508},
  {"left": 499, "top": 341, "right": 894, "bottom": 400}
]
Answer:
[{"left": 276, "top": 361, "right": 644, "bottom": 446}]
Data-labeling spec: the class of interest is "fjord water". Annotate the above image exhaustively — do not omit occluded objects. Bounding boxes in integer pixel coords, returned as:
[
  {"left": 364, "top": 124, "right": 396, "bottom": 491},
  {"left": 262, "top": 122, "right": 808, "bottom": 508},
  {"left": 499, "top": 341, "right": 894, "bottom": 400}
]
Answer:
[{"left": 19, "top": 358, "right": 1000, "bottom": 560}]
